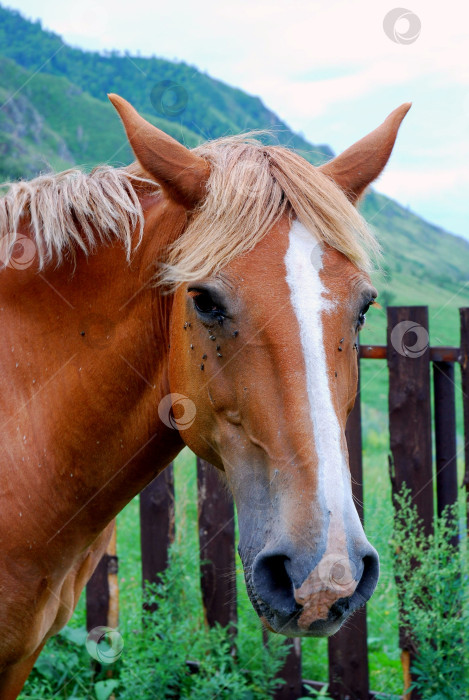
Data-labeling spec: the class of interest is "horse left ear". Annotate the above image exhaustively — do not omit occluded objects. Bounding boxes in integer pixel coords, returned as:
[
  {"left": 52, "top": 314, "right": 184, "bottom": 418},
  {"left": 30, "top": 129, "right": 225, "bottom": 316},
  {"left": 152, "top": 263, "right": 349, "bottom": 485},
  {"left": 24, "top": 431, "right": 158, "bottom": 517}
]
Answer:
[
  {"left": 319, "top": 103, "right": 411, "bottom": 204},
  {"left": 108, "top": 93, "right": 209, "bottom": 209}
]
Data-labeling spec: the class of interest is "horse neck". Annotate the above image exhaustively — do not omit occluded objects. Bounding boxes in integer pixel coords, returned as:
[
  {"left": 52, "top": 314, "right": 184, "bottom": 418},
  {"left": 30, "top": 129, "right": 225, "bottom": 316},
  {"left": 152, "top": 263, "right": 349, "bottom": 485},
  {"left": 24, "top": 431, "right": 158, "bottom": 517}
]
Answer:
[{"left": 0, "top": 194, "right": 185, "bottom": 549}]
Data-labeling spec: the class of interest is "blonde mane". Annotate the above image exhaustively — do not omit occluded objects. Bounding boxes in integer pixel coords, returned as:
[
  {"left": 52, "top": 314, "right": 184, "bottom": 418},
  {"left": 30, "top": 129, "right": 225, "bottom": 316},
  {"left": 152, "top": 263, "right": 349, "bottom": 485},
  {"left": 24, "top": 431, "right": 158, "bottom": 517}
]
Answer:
[
  {"left": 0, "top": 136, "right": 378, "bottom": 280},
  {"left": 158, "top": 135, "right": 378, "bottom": 287},
  {"left": 0, "top": 167, "right": 157, "bottom": 269}
]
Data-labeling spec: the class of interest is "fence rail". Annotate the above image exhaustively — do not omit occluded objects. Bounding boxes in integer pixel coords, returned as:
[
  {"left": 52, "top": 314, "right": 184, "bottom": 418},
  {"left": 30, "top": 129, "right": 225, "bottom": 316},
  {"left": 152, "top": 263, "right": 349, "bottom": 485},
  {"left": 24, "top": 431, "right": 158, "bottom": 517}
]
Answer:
[{"left": 87, "top": 306, "right": 468, "bottom": 699}]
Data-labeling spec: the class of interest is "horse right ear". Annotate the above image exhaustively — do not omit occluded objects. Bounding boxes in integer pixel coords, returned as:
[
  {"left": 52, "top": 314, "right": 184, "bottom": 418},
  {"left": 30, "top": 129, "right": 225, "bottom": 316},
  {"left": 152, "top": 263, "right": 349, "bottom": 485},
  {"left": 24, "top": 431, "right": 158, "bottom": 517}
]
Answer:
[
  {"left": 108, "top": 94, "right": 209, "bottom": 210},
  {"left": 319, "top": 103, "right": 411, "bottom": 204}
]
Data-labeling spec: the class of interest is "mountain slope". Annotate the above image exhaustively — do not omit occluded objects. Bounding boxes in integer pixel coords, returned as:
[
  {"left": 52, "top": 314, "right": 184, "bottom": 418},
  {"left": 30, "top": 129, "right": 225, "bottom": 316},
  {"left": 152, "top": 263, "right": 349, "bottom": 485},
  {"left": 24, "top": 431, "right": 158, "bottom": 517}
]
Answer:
[
  {"left": 0, "top": 54, "right": 202, "bottom": 177},
  {"left": 0, "top": 5, "right": 332, "bottom": 163}
]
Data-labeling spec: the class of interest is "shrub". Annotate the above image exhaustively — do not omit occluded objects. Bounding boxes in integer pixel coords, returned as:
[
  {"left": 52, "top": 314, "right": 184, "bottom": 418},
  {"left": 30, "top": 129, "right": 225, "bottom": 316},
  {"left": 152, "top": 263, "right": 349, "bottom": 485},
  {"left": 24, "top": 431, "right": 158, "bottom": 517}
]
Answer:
[
  {"left": 116, "top": 539, "right": 289, "bottom": 699},
  {"left": 391, "top": 489, "right": 468, "bottom": 699}
]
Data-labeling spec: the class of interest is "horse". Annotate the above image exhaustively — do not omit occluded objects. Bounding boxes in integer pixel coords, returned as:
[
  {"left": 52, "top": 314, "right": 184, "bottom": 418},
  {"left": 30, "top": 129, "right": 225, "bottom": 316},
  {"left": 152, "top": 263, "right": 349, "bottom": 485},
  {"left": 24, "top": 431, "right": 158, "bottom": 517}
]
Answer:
[{"left": 0, "top": 93, "right": 410, "bottom": 698}]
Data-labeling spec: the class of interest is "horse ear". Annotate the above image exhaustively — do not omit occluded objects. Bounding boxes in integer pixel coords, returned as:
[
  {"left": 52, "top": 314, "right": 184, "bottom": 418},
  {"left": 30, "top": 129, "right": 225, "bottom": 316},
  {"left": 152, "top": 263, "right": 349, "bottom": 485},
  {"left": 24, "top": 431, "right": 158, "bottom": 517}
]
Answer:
[
  {"left": 108, "top": 93, "right": 209, "bottom": 209},
  {"left": 319, "top": 103, "right": 411, "bottom": 204}
]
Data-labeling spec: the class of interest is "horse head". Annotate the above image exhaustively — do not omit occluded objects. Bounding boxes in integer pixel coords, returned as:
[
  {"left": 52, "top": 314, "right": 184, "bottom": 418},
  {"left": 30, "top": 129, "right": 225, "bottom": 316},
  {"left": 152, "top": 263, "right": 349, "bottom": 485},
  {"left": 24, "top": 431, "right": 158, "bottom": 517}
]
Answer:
[{"left": 110, "top": 94, "right": 410, "bottom": 636}]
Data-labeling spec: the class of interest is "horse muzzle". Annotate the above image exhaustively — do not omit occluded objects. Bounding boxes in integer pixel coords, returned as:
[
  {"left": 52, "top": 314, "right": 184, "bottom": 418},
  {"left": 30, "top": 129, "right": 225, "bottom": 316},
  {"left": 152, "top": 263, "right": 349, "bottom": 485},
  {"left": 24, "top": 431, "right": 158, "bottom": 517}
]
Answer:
[{"left": 243, "top": 541, "right": 379, "bottom": 637}]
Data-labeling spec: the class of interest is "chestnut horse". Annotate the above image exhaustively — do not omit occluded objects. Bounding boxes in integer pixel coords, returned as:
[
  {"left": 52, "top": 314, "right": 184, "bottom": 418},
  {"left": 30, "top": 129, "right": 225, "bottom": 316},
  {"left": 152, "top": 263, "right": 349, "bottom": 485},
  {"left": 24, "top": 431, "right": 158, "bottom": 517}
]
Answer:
[{"left": 0, "top": 94, "right": 410, "bottom": 697}]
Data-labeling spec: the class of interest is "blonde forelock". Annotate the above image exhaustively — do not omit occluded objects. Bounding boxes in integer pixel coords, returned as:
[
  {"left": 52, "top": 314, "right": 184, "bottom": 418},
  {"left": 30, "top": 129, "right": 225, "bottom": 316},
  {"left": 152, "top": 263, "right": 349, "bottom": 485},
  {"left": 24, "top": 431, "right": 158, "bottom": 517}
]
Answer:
[{"left": 157, "top": 135, "right": 378, "bottom": 288}]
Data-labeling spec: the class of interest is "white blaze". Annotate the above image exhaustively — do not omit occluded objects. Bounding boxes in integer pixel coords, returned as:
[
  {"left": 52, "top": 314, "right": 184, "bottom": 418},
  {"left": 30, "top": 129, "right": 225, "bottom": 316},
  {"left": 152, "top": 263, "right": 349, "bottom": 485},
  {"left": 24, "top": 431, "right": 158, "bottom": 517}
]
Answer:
[{"left": 284, "top": 220, "right": 358, "bottom": 526}]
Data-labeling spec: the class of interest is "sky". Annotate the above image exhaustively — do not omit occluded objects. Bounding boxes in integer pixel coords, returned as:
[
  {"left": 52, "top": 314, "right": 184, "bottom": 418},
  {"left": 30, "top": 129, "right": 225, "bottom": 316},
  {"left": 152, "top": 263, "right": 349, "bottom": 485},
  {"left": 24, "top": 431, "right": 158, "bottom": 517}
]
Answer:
[{"left": 4, "top": 0, "right": 469, "bottom": 241}]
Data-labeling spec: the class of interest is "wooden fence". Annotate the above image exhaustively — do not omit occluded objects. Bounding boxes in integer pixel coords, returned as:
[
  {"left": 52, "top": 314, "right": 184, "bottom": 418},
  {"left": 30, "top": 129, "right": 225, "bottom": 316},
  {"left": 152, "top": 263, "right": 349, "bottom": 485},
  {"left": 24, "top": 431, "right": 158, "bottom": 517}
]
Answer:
[{"left": 87, "top": 306, "right": 469, "bottom": 699}]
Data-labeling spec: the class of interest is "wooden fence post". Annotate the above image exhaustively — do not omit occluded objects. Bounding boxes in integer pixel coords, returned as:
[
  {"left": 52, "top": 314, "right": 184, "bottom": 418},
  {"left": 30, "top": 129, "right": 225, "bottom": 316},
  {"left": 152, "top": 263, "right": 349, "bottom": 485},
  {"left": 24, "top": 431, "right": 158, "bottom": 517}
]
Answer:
[
  {"left": 86, "top": 521, "right": 119, "bottom": 683},
  {"left": 459, "top": 308, "right": 469, "bottom": 534},
  {"left": 197, "top": 458, "right": 237, "bottom": 633},
  {"left": 328, "top": 351, "right": 369, "bottom": 700},
  {"left": 139, "top": 463, "right": 175, "bottom": 612},
  {"left": 433, "top": 361, "right": 459, "bottom": 545},
  {"left": 86, "top": 520, "right": 119, "bottom": 632},
  {"left": 388, "top": 306, "right": 433, "bottom": 700},
  {"left": 273, "top": 637, "right": 302, "bottom": 700}
]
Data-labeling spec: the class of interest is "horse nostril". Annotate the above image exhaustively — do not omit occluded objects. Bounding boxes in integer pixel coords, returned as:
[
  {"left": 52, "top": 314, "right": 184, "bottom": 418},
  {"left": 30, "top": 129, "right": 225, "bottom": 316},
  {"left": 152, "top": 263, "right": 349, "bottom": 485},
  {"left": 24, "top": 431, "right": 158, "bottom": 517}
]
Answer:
[
  {"left": 252, "top": 553, "right": 298, "bottom": 616},
  {"left": 327, "top": 551, "right": 380, "bottom": 621},
  {"left": 354, "top": 551, "right": 380, "bottom": 605},
  {"left": 329, "top": 596, "right": 350, "bottom": 620}
]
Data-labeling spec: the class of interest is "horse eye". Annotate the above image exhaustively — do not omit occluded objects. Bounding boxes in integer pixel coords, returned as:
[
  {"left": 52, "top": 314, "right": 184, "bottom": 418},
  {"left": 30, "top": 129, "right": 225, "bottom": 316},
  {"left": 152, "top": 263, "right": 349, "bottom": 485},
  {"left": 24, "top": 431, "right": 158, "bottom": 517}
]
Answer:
[
  {"left": 357, "top": 300, "right": 374, "bottom": 330},
  {"left": 188, "top": 289, "right": 223, "bottom": 317}
]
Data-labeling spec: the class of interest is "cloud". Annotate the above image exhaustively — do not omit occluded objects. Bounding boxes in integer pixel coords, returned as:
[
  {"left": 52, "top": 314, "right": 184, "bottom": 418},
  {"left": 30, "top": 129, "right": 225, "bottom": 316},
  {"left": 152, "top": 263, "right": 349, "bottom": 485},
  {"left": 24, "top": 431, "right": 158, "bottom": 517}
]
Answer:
[
  {"left": 241, "top": 60, "right": 422, "bottom": 121},
  {"left": 377, "top": 165, "right": 469, "bottom": 198}
]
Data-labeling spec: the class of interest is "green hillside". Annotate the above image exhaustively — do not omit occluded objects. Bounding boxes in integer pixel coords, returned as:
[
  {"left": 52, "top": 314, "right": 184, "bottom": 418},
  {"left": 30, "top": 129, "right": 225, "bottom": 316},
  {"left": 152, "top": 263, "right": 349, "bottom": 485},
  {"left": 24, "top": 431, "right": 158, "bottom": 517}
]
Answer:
[
  {"left": 0, "top": 6, "right": 332, "bottom": 162},
  {"left": 0, "top": 54, "right": 203, "bottom": 177},
  {"left": 1, "top": 2, "right": 469, "bottom": 344}
]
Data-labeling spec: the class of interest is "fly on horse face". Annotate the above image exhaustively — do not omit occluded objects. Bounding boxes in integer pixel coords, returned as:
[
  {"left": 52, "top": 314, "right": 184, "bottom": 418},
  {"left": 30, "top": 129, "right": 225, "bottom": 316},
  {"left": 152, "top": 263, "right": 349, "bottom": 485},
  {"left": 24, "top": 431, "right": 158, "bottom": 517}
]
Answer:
[{"left": 0, "top": 94, "right": 410, "bottom": 697}]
